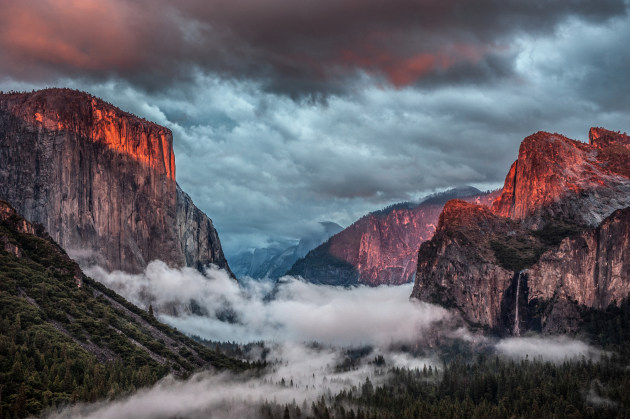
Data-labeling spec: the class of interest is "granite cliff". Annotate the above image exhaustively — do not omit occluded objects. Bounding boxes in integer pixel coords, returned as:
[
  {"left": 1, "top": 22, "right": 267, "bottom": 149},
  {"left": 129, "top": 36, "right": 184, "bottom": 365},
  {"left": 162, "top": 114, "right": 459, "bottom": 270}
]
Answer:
[
  {"left": 525, "top": 206, "right": 630, "bottom": 333},
  {"left": 0, "top": 88, "right": 231, "bottom": 275},
  {"left": 491, "top": 129, "right": 630, "bottom": 227},
  {"left": 289, "top": 187, "right": 499, "bottom": 286},
  {"left": 412, "top": 128, "right": 630, "bottom": 334}
]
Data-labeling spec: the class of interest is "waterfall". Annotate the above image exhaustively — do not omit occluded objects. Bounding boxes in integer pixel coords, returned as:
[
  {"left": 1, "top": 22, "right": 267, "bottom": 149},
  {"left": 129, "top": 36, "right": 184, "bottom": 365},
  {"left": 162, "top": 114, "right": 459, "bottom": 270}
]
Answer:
[{"left": 513, "top": 271, "right": 522, "bottom": 336}]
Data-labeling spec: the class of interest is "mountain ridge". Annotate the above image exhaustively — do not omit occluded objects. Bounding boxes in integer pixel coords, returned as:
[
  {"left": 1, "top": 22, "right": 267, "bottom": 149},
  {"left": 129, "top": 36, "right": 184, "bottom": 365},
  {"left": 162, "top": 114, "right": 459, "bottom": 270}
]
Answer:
[
  {"left": 0, "top": 88, "right": 232, "bottom": 275},
  {"left": 412, "top": 128, "right": 630, "bottom": 334},
  {"left": 288, "top": 186, "right": 500, "bottom": 286},
  {"left": 0, "top": 199, "right": 247, "bottom": 417},
  {"left": 231, "top": 221, "right": 343, "bottom": 280}
]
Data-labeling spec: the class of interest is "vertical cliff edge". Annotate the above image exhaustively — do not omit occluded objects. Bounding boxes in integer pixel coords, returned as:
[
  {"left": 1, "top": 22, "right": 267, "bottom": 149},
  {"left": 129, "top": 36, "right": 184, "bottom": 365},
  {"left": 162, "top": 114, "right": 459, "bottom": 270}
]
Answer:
[
  {"left": 413, "top": 128, "right": 630, "bottom": 334},
  {"left": 0, "top": 88, "right": 231, "bottom": 275}
]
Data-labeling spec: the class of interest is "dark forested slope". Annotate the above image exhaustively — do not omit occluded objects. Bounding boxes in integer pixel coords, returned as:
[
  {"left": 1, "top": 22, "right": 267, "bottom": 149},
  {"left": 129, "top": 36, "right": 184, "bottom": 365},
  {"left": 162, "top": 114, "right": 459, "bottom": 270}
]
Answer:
[{"left": 0, "top": 200, "right": 246, "bottom": 418}]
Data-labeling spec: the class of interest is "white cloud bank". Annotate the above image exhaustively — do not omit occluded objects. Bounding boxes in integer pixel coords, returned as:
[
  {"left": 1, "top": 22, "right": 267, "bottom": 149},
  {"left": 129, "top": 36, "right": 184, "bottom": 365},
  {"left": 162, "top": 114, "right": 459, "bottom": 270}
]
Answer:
[
  {"left": 48, "top": 341, "right": 440, "bottom": 419},
  {"left": 54, "top": 262, "right": 609, "bottom": 418},
  {"left": 85, "top": 261, "right": 450, "bottom": 346},
  {"left": 495, "top": 336, "right": 602, "bottom": 364}
]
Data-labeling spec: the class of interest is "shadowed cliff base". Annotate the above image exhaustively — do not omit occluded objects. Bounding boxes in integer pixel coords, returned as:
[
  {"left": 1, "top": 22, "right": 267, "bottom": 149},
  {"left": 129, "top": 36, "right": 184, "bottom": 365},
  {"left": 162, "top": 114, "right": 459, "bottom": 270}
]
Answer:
[{"left": 287, "top": 242, "right": 361, "bottom": 286}]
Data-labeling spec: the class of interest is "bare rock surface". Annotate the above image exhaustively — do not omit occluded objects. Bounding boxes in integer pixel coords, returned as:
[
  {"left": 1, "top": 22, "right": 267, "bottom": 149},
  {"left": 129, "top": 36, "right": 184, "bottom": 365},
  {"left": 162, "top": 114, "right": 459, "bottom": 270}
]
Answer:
[
  {"left": 0, "top": 88, "right": 231, "bottom": 274},
  {"left": 413, "top": 128, "right": 630, "bottom": 334},
  {"left": 289, "top": 187, "right": 499, "bottom": 286}
]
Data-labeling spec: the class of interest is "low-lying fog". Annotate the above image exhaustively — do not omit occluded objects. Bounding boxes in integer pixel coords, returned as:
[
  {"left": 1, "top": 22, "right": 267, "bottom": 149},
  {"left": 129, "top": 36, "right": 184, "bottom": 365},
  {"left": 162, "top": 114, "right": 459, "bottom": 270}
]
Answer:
[
  {"left": 87, "top": 261, "right": 449, "bottom": 346},
  {"left": 49, "top": 261, "right": 602, "bottom": 418}
]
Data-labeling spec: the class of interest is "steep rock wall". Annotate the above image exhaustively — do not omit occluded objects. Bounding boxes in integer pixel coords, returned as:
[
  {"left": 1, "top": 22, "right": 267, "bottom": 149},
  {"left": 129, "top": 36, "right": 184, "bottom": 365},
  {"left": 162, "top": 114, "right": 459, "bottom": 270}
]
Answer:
[
  {"left": 0, "top": 88, "right": 231, "bottom": 274},
  {"left": 413, "top": 128, "right": 630, "bottom": 334},
  {"left": 528, "top": 207, "right": 630, "bottom": 310},
  {"left": 491, "top": 130, "right": 630, "bottom": 228},
  {"left": 412, "top": 200, "right": 517, "bottom": 328},
  {"left": 289, "top": 188, "right": 499, "bottom": 286}
]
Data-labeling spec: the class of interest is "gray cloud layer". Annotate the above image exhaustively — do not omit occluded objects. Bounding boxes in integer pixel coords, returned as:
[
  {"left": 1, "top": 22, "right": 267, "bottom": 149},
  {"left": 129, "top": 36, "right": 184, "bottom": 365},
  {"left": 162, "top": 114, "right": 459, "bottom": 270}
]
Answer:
[
  {"left": 1, "top": 1, "right": 629, "bottom": 255},
  {"left": 0, "top": 0, "right": 626, "bottom": 94}
]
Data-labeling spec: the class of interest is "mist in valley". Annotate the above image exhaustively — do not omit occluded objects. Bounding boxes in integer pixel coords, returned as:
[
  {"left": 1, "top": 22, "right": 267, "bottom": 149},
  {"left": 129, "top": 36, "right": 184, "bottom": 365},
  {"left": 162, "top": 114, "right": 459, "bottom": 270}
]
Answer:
[{"left": 42, "top": 261, "right": 608, "bottom": 418}]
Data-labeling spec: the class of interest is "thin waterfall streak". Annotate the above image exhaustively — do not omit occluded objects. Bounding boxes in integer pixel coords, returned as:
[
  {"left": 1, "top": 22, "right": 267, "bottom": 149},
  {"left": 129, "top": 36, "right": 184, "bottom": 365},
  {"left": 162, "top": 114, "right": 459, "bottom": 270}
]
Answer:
[{"left": 514, "top": 272, "right": 521, "bottom": 337}]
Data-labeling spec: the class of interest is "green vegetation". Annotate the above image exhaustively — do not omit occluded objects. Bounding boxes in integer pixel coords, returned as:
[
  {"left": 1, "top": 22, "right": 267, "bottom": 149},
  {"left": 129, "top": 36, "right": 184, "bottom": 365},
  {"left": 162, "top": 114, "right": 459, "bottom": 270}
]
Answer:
[
  {"left": 491, "top": 221, "right": 583, "bottom": 272},
  {"left": 0, "top": 203, "right": 248, "bottom": 418},
  {"left": 257, "top": 298, "right": 630, "bottom": 419},
  {"left": 490, "top": 237, "right": 545, "bottom": 272},
  {"left": 532, "top": 221, "right": 583, "bottom": 247},
  {"left": 260, "top": 353, "right": 630, "bottom": 418}
]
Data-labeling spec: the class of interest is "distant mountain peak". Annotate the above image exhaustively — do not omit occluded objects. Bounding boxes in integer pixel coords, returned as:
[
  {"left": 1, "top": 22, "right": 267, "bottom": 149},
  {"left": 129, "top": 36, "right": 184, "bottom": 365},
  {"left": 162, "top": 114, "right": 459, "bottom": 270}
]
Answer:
[
  {"left": 288, "top": 188, "right": 499, "bottom": 286},
  {"left": 230, "top": 221, "right": 343, "bottom": 280}
]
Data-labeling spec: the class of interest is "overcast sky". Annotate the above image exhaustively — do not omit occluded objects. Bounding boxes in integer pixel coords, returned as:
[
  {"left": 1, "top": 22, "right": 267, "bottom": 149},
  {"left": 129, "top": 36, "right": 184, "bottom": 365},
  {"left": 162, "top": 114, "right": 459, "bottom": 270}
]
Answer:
[{"left": 1, "top": 0, "right": 629, "bottom": 258}]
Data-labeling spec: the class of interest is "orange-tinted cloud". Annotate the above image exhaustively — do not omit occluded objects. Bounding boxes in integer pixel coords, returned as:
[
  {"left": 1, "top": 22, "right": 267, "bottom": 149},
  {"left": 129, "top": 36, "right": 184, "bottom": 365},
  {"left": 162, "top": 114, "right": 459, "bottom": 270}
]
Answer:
[
  {"left": 0, "top": 0, "right": 625, "bottom": 94},
  {"left": 0, "top": 0, "right": 145, "bottom": 71},
  {"left": 337, "top": 42, "right": 490, "bottom": 86}
]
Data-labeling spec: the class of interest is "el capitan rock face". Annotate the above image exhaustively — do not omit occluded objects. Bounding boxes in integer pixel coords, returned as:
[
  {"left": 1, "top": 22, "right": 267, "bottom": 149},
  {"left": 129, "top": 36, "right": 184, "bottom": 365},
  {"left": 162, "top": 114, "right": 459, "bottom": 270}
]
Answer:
[
  {"left": 289, "top": 187, "right": 499, "bottom": 286},
  {"left": 0, "top": 88, "right": 231, "bottom": 274},
  {"left": 413, "top": 128, "right": 630, "bottom": 334}
]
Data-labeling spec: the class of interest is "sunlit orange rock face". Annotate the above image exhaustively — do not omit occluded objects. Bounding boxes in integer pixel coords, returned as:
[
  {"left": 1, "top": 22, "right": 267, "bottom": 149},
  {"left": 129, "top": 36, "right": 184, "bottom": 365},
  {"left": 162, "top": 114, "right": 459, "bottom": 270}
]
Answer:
[
  {"left": 492, "top": 129, "right": 630, "bottom": 227},
  {"left": 289, "top": 187, "right": 499, "bottom": 286},
  {"left": 0, "top": 88, "right": 231, "bottom": 275},
  {"left": 588, "top": 127, "right": 630, "bottom": 178},
  {"left": 413, "top": 128, "right": 630, "bottom": 335},
  {"left": 589, "top": 127, "right": 630, "bottom": 149},
  {"left": 327, "top": 204, "right": 448, "bottom": 286},
  {"left": 3, "top": 89, "right": 175, "bottom": 181}
]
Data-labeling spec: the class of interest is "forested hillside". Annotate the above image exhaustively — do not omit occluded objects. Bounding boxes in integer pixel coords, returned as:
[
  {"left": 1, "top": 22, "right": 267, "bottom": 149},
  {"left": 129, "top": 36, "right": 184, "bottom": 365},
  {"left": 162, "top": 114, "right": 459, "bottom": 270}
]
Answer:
[{"left": 0, "top": 200, "right": 247, "bottom": 418}]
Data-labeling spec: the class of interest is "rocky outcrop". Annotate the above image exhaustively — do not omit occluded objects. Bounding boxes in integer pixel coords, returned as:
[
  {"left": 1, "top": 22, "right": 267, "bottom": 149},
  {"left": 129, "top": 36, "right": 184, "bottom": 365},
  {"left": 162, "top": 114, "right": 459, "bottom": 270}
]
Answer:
[
  {"left": 413, "top": 128, "right": 630, "bottom": 334},
  {"left": 412, "top": 200, "right": 520, "bottom": 328},
  {"left": 289, "top": 187, "right": 499, "bottom": 286},
  {"left": 0, "top": 88, "right": 231, "bottom": 274},
  {"left": 491, "top": 130, "right": 630, "bottom": 228},
  {"left": 589, "top": 127, "right": 630, "bottom": 150},
  {"left": 176, "top": 185, "right": 233, "bottom": 276},
  {"left": 528, "top": 207, "right": 630, "bottom": 311}
]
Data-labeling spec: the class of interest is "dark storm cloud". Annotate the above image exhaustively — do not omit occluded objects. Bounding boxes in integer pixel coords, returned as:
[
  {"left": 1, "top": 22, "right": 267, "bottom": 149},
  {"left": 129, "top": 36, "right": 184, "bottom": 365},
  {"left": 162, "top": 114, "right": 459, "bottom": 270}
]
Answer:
[
  {"left": 0, "top": 0, "right": 626, "bottom": 94},
  {"left": 526, "top": 14, "right": 630, "bottom": 112},
  {"left": 1, "top": 1, "right": 629, "bottom": 257}
]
